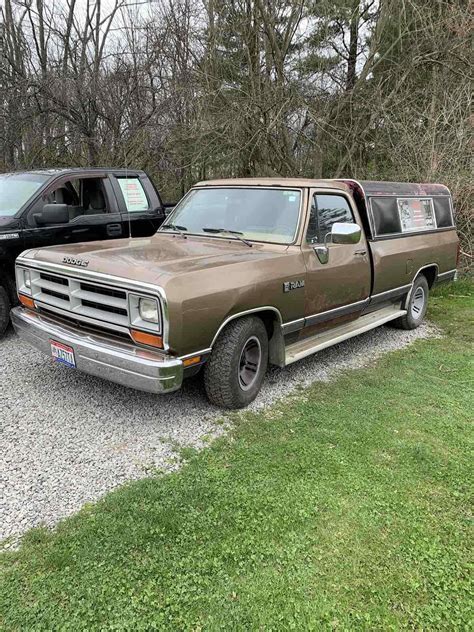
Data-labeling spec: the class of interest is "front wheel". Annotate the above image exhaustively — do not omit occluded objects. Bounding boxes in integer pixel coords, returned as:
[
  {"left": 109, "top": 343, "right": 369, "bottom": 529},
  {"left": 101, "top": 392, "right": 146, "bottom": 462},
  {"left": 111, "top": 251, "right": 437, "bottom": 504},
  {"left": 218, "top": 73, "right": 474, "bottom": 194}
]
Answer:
[
  {"left": 204, "top": 316, "right": 268, "bottom": 409},
  {"left": 392, "top": 275, "right": 429, "bottom": 330}
]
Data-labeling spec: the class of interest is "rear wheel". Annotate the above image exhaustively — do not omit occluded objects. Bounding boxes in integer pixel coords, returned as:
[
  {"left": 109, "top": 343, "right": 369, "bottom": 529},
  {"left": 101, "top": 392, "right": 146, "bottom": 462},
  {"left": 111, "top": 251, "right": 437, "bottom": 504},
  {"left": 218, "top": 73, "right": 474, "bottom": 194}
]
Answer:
[
  {"left": 392, "top": 275, "right": 429, "bottom": 330},
  {"left": 204, "top": 316, "right": 268, "bottom": 409},
  {"left": 0, "top": 285, "right": 11, "bottom": 336}
]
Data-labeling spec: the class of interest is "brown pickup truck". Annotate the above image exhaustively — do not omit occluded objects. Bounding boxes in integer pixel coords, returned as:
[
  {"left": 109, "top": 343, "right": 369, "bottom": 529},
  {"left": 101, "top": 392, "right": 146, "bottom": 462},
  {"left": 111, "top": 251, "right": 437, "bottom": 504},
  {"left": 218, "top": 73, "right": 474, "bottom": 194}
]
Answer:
[{"left": 12, "top": 178, "right": 458, "bottom": 408}]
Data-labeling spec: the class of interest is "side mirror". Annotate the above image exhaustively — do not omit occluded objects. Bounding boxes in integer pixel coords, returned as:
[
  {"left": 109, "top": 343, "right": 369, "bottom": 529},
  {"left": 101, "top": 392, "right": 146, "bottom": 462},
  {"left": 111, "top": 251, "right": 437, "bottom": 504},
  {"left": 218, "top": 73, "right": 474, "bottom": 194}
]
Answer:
[
  {"left": 331, "top": 222, "right": 361, "bottom": 244},
  {"left": 36, "top": 203, "right": 69, "bottom": 225},
  {"left": 313, "top": 222, "right": 362, "bottom": 264}
]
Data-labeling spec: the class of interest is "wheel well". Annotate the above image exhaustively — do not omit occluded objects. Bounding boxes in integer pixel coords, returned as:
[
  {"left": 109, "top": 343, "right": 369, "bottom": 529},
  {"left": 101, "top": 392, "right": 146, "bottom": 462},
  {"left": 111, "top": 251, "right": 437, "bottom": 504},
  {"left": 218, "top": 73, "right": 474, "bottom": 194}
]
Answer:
[
  {"left": 255, "top": 310, "right": 277, "bottom": 340},
  {"left": 250, "top": 310, "right": 285, "bottom": 367},
  {"left": 418, "top": 266, "right": 437, "bottom": 288},
  {"left": 213, "top": 309, "right": 285, "bottom": 367}
]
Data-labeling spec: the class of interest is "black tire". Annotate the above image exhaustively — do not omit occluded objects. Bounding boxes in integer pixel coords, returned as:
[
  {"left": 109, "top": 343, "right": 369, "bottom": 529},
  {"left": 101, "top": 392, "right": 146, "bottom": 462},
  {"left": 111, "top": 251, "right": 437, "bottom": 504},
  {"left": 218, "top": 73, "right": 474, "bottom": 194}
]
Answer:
[
  {"left": 204, "top": 316, "right": 268, "bottom": 409},
  {"left": 5, "top": 273, "right": 19, "bottom": 307},
  {"left": 391, "top": 275, "right": 429, "bottom": 330},
  {"left": 0, "top": 285, "right": 11, "bottom": 336}
]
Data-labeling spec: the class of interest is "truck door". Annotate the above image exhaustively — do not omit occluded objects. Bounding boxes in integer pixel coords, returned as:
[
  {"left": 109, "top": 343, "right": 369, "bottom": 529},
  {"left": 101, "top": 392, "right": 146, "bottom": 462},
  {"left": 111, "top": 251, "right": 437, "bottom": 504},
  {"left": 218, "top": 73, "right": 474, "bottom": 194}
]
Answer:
[
  {"left": 301, "top": 189, "right": 371, "bottom": 335},
  {"left": 22, "top": 175, "right": 123, "bottom": 249},
  {"left": 111, "top": 174, "right": 165, "bottom": 238}
]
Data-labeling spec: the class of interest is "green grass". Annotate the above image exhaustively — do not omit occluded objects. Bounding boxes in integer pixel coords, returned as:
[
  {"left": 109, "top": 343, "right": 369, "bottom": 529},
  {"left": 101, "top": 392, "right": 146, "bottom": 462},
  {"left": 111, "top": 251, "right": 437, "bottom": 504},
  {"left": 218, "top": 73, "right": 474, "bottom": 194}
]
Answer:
[{"left": 1, "top": 280, "right": 473, "bottom": 630}]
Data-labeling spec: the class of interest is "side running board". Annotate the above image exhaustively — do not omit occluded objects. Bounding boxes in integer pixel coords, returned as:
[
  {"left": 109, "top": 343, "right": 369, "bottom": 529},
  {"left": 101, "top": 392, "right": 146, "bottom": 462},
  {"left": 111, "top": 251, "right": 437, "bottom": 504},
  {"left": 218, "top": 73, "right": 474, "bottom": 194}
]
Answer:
[{"left": 285, "top": 305, "right": 407, "bottom": 365}]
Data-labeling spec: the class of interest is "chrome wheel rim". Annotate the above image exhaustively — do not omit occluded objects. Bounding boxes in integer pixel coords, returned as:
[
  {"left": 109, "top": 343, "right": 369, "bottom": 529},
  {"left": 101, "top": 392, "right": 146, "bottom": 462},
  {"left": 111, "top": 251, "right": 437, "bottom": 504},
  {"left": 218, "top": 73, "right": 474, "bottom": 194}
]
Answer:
[
  {"left": 411, "top": 286, "right": 425, "bottom": 319},
  {"left": 238, "top": 336, "right": 262, "bottom": 391}
]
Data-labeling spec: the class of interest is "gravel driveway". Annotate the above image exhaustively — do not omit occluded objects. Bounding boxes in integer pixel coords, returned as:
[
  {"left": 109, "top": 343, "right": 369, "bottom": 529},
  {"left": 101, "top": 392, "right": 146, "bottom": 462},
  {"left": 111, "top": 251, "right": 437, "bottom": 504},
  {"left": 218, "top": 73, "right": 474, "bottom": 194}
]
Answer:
[{"left": 1, "top": 322, "right": 437, "bottom": 545}]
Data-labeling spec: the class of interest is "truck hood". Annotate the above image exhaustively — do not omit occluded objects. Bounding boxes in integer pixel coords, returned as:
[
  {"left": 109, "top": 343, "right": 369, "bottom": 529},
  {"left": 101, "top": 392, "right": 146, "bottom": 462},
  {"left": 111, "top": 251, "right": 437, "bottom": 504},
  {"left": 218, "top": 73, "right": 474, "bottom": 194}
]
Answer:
[{"left": 20, "top": 233, "right": 288, "bottom": 285}]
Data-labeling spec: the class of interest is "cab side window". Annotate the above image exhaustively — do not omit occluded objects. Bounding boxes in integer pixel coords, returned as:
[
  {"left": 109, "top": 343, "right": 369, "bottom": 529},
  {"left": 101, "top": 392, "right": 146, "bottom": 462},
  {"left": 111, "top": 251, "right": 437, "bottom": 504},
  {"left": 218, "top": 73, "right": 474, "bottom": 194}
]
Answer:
[
  {"left": 82, "top": 179, "right": 108, "bottom": 215},
  {"left": 29, "top": 177, "right": 110, "bottom": 226},
  {"left": 117, "top": 178, "right": 149, "bottom": 212},
  {"left": 306, "top": 194, "right": 354, "bottom": 244},
  {"left": 45, "top": 181, "right": 79, "bottom": 207}
]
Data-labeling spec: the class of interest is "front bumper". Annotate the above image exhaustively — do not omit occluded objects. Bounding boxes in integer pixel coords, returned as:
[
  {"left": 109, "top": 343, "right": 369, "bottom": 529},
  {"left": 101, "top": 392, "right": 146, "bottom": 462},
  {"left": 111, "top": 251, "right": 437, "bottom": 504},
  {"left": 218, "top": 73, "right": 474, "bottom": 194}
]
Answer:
[{"left": 11, "top": 307, "right": 183, "bottom": 394}]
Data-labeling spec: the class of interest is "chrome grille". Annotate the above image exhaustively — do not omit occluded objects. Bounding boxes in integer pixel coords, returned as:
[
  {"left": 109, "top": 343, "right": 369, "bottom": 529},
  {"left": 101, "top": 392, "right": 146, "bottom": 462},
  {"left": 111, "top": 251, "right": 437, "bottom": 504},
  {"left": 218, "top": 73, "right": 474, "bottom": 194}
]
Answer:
[{"left": 30, "top": 270, "right": 129, "bottom": 327}]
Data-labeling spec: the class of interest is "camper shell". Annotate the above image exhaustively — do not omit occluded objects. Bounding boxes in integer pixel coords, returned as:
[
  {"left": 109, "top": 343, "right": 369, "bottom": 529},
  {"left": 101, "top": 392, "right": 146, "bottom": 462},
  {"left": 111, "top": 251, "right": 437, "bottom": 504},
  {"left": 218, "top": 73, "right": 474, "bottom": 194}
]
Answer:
[{"left": 339, "top": 179, "right": 454, "bottom": 239}]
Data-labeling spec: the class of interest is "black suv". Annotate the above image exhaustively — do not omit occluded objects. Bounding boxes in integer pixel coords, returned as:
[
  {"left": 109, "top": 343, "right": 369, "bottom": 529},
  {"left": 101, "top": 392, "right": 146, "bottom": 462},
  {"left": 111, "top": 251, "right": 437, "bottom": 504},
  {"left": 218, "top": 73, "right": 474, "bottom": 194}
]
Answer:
[{"left": 0, "top": 168, "right": 168, "bottom": 335}]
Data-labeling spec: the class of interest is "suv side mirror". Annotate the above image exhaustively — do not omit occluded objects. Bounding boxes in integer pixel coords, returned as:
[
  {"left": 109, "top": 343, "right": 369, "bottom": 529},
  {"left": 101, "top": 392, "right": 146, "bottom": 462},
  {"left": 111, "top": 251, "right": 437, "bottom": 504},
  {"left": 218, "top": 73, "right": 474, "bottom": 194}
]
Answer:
[
  {"left": 36, "top": 203, "right": 69, "bottom": 225},
  {"left": 331, "top": 222, "right": 361, "bottom": 244}
]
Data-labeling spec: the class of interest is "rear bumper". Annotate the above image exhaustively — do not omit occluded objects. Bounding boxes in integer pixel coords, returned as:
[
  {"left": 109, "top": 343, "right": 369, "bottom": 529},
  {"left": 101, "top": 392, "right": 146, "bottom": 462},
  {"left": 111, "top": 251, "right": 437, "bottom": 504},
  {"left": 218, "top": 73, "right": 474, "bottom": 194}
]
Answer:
[{"left": 11, "top": 307, "right": 183, "bottom": 394}]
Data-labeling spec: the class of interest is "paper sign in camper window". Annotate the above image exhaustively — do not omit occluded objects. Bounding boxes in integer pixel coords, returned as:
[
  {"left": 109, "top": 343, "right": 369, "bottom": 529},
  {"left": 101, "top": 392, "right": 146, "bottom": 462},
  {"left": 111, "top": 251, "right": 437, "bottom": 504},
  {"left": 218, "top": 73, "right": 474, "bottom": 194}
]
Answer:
[{"left": 397, "top": 198, "right": 436, "bottom": 233}]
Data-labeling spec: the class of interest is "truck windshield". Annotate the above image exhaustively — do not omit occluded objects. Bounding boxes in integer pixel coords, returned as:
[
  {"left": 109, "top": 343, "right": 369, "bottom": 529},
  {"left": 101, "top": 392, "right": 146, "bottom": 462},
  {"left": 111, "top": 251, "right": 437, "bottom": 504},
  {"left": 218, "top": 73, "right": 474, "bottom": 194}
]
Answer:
[
  {"left": 0, "top": 173, "right": 49, "bottom": 217},
  {"left": 162, "top": 187, "right": 302, "bottom": 244}
]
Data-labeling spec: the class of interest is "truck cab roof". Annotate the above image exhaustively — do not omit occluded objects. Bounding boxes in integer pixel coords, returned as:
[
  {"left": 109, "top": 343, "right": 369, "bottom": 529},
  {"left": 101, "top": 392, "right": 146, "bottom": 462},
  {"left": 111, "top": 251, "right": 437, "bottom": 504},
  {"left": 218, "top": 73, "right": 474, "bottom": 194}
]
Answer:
[
  {"left": 195, "top": 178, "right": 349, "bottom": 190},
  {"left": 6, "top": 168, "right": 146, "bottom": 178},
  {"left": 194, "top": 177, "right": 450, "bottom": 197}
]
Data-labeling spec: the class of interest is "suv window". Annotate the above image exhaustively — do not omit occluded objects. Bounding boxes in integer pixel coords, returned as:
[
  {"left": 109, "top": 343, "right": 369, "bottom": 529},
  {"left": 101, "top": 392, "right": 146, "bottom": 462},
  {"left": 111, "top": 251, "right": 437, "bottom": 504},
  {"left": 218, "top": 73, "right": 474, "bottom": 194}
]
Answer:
[
  {"left": 28, "top": 177, "right": 109, "bottom": 226},
  {"left": 307, "top": 194, "right": 354, "bottom": 244},
  {"left": 0, "top": 173, "right": 49, "bottom": 216},
  {"left": 81, "top": 179, "right": 108, "bottom": 215},
  {"left": 45, "top": 180, "right": 80, "bottom": 206},
  {"left": 117, "top": 178, "right": 149, "bottom": 212}
]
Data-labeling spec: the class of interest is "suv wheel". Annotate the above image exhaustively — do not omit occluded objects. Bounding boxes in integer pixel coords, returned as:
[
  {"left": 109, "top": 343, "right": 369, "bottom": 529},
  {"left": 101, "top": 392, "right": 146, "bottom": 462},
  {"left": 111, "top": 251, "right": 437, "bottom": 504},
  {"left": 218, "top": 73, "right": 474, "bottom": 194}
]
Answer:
[
  {"left": 392, "top": 275, "right": 429, "bottom": 330},
  {"left": 0, "top": 285, "right": 11, "bottom": 336},
  {"left": 204, "top": 316, "right": 268, "bottom": 409}
]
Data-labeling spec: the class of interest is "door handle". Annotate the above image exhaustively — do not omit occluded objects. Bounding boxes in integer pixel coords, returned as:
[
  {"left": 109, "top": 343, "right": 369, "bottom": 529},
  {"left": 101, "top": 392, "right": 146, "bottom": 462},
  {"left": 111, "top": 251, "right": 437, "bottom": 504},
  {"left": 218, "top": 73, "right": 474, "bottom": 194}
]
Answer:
[
  {"left": 354, "top": 250, "right": 367, "bottom": 256},
  {"left": 106, "top": 223, "right": 122, "bottom": 237},
  {"left": 314, "top": 245, "right": 329, "bottom": 264}
]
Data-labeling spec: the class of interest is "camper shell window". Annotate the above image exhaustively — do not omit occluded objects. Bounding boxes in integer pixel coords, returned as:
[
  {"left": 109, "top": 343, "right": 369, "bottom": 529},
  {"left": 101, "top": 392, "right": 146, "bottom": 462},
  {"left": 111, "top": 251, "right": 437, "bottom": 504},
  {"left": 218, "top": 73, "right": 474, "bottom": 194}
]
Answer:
[{"left": 334, "top": 180, "right": 455, "bottom": 240}]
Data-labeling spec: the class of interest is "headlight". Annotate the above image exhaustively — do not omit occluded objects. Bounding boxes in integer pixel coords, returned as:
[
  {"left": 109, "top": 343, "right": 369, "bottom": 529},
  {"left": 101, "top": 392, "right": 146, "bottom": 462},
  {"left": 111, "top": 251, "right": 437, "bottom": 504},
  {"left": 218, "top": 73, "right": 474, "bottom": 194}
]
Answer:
[
  {"left": 16, "top": 267, "right": 32, "bottom": 295},
  {"left": 139, "top": 297, "right": 159, "bottom": 323},
  {"left": 128, "top": 293, "right": 162, "bottom": 334}
]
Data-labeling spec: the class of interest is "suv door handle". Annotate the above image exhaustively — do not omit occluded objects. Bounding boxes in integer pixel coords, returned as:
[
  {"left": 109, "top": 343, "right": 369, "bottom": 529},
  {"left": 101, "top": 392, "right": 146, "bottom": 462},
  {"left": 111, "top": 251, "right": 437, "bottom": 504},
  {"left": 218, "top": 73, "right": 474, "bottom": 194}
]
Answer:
[
  {"left": 106, "top": 223, "right": 122, "bottom": 237},
  {"left": 354, "top": 250, "right": 367, "bottom": 256}
]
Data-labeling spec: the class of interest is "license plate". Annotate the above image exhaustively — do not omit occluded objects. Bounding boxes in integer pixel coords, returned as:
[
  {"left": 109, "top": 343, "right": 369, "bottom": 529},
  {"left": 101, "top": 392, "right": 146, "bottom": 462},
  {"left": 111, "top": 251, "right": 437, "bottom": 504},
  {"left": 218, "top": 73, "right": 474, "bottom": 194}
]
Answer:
[{"left": 50, "top": 340, "right": 76, "bottom": 368}]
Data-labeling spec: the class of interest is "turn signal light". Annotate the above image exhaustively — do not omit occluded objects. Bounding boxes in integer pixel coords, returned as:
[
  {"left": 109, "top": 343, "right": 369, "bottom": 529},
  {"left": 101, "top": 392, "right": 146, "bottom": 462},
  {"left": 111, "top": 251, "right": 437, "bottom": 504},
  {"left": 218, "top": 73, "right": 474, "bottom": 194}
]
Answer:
[
  {"left": 183, "top": 356, "right": 201, "bottom": 367},
  {"left": 130, "top": 329, "right": 163, "bottom": 348},
  {"left": 19, "top": 294, "right": 35, "bottom": 310}
]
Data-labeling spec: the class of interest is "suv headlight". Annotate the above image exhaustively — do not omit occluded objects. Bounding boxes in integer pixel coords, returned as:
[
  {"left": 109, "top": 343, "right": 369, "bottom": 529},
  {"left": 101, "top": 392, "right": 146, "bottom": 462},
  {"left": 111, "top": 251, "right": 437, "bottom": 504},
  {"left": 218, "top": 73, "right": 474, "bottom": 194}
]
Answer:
[{"left": 139, "top": 297, "right": 159, "bottom": 323}]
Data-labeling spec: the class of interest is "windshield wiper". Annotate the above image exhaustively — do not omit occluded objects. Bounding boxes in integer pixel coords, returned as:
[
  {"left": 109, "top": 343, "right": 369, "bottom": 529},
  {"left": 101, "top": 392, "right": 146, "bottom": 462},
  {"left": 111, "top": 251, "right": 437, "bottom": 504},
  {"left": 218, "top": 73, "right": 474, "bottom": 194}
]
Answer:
[
  {"left": 202, "top": 227, "right": 253, "bottom": 247},
  {"left": 161, "top": 223, "right": 188, "bottom": 238}
]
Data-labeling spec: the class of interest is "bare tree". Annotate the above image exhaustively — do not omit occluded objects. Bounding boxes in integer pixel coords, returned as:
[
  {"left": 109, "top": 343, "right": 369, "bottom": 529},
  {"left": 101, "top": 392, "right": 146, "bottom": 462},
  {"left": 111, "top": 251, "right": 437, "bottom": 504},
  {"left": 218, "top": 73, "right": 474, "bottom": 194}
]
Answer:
[{"left": 0, "top": 0, "right": 471, "bottom": 265}]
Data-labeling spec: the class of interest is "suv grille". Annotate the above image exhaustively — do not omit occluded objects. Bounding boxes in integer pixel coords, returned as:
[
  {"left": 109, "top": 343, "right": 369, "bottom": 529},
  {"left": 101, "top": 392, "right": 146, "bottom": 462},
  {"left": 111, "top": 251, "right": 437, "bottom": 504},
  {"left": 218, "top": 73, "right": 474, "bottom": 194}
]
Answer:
[{"left": 31, "top": 271, "right": 129, "bottom": 328}]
